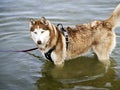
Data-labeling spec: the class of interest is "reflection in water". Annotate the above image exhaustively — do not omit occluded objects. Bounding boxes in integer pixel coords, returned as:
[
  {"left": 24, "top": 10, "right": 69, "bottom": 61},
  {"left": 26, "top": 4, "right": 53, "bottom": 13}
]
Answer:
[{"left": 29, "top": 53, "right": 117, "bottom": 90}]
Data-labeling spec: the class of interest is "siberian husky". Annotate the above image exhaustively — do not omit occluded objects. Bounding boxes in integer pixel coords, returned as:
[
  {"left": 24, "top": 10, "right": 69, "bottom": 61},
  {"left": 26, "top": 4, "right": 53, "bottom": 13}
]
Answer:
[{"left": 30, "top": 4, "right": 120, "bottom": 66}]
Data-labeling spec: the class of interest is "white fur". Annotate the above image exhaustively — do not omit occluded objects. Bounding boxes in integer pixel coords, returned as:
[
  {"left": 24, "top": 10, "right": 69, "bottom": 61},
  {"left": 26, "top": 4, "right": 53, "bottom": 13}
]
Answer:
[
  {"left": 30, "top": 28, "right": 50, "bottom": 49},
  {"left": 51, "top": 52, "right": 57, "bottom": 62},
  {"left": 109, "top": 31, "right": 116, "bottom": 54},
  {"left": 91, "top": 21, "right": 97, "bottom": 27}
]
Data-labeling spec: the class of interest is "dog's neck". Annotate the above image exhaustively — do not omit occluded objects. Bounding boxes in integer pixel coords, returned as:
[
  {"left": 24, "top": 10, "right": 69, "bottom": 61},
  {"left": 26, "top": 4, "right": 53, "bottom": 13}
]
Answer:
[{"left": 40, "top": 24, "right": 68, "bottom": 62}]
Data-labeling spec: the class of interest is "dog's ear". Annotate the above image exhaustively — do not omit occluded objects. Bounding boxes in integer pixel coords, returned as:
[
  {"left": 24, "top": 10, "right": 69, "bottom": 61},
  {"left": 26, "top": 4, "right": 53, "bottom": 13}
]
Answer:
[
  {"left": 41, "top": 16, "right": 49, "bottom": 25},
  {"left": 29, "top": 18, "right": 35, "bottom": 27}
]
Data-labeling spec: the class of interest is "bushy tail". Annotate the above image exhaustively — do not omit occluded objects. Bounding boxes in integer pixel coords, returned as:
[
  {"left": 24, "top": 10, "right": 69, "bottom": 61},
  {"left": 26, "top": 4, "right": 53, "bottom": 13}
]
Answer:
[{"left": 108, "top": 4, "right": 120, "bottom": 28}]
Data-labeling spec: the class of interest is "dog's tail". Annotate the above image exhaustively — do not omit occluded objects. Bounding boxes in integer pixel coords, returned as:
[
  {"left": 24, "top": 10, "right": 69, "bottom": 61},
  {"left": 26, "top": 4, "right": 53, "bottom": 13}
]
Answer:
[{"left": 107, "top": 4, "right": 120, "bottom": 28}]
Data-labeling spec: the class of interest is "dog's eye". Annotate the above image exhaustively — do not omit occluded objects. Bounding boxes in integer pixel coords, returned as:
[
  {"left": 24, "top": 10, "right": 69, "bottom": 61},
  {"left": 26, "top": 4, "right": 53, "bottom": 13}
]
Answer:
[
  {"left": 34, "top": 32, "right": 37, "bottom": 34},
  {"left": 41, "top": 31, "right": 44, "bottom": 33}
]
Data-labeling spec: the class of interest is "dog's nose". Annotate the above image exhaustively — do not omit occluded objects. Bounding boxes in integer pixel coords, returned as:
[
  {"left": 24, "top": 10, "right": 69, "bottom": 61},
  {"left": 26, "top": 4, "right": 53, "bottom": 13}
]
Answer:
[{"left": 37, "top": 40, "right": 42, "bottom": 45}]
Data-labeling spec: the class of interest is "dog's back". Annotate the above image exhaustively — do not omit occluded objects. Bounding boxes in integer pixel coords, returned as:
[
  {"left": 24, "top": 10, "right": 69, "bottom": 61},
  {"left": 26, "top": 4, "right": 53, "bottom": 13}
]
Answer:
[{"left": 65, "top": 4, "right": 120, "bottom": 66}]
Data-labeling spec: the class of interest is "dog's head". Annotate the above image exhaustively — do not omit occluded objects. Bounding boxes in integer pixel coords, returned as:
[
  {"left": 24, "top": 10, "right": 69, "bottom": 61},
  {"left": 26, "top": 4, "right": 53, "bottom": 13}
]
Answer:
[{"left": 30, "top": 17, "right": 57, "bottom": 49}]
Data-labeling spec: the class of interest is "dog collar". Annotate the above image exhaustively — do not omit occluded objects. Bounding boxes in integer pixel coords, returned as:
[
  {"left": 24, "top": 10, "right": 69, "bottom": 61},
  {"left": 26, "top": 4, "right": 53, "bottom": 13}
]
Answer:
[
  {"left": 57, "top": 23, "right": 69, "bottom": 49},
  {"left": 44, "top": 46, "right": 55, "bottom": 62}
]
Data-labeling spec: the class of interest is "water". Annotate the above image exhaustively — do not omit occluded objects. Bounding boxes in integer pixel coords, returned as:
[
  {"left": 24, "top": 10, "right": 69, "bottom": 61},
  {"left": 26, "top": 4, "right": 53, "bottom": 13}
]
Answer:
[{"left": 0, "top": 0, "right": 120, "bottom": 90}]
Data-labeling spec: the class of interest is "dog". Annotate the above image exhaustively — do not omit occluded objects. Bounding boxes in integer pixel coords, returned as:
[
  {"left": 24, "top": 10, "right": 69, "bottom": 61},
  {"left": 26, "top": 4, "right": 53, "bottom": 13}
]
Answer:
[{"left": 30, "top": 4, "right": 120, "bottom": 66}]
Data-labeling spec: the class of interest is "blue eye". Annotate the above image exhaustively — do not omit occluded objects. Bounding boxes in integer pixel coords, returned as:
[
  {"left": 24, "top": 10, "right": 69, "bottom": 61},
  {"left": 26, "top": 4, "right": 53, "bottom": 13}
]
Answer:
[
  {"left": 41, "top": 31, "right": 44, "bottom": 33},
  {"left": 34, "top": 32, "right": 37, "bottom": 34}
]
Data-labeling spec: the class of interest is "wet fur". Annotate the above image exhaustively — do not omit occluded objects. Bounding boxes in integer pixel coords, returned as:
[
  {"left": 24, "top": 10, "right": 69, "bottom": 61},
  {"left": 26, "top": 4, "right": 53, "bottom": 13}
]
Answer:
[{"left": 30, "top": 4, "right": 120, "bottom": 66}]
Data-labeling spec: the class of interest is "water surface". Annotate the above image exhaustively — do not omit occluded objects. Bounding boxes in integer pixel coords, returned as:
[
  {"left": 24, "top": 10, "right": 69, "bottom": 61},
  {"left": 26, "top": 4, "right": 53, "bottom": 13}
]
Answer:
[{"left": 0, "top": 0, "right": 120, "bottom": 90}]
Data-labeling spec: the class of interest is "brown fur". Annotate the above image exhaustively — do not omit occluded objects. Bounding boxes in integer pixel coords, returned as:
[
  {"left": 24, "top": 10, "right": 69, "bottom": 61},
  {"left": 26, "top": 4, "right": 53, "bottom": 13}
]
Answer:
[{"left": 65, "top": 19, "right": 113, "bottom": 59}]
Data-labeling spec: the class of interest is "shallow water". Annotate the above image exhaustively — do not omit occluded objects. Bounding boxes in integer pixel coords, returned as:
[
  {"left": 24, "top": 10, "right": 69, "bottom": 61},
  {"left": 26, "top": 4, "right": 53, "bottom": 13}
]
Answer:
[{"left": 0, "top": 0, "right": 120, "bottom": 90}]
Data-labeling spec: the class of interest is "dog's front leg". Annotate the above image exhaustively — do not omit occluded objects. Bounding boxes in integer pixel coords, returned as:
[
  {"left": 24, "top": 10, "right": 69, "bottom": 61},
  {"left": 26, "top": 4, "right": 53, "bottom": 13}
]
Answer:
[{"left": 51, "top": 51, "right": 65, "bottom": 67}]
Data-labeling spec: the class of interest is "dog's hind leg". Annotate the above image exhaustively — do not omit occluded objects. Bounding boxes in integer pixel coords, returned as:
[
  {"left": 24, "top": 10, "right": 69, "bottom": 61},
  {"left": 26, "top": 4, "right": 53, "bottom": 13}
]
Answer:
[
  {"left": 93, "top": 45, "right": 111, "bottom": 66},
  {"left": 92, "top": 34, "right": 116, "bottom": 66}
]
